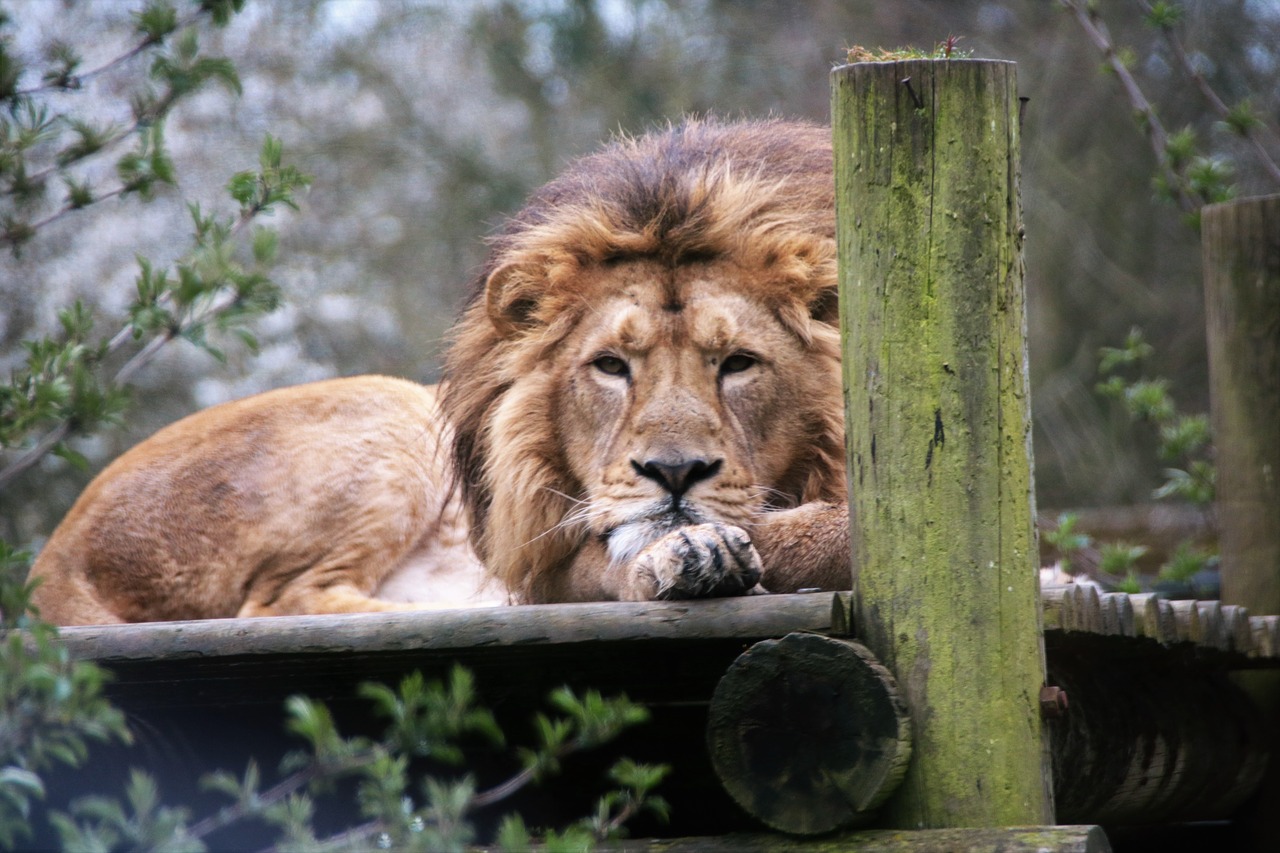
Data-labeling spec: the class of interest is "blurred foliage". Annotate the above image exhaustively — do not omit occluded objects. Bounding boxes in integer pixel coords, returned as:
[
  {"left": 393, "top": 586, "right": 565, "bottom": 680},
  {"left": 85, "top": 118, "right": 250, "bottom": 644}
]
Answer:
[
  {"left": 1, "top": 564, "right": 665, "bottom": 849},
  {"left": 1042, "top": 512, "right": 1092, "bottom": 577},
  {"left": 1097, "top": 327, "right": 1215, "bottom": 507},
  {"left": 0, "top": 572, "right": 131, "bottom": 850},
  {"left": 1, "top": 1, "right": 308, "bottom": 544}
]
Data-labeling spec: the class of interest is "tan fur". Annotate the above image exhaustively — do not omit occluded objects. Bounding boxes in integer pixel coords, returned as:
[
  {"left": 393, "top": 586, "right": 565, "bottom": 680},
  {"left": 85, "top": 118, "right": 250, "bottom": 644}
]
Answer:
[
  {"left": 28, "top": 376, "right": 494, "bottom": 625},
  {"left": 441, "top": 118, "right": 852, "bottom": 602}
]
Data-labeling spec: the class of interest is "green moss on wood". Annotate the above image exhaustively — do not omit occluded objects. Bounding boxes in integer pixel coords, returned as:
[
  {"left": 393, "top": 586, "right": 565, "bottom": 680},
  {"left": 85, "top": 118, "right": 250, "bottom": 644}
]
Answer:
[{"left": 832, "top": 59, "right": 1052, "bottom": 828}]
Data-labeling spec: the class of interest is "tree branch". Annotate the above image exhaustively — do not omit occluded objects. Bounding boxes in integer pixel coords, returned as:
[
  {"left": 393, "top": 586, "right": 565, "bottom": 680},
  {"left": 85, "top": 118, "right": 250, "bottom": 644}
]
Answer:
[
  {"left": 1060, "top": 0, "right": 1199, "bottom": 214},
  {"left": 9, "top": 11, "right": 203, "bottom": 100},
  {"left": 1136, "top": 0, "right": 1280, "bottom": 186}
]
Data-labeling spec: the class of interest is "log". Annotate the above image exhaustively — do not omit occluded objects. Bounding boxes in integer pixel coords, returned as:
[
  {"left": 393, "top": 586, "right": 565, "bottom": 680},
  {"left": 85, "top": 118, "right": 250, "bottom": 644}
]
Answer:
[
  {"left": 705, "top": 633, "right": 911, "bottom": 834},
  {"left": 1169, "top": 599, "right": 1202, "bottom": 644},
  {"left": 833, "top": 57, "right": 1052, "bottom": 827},
  {"left": 1047, "top": 656, "right": 1269, "bottom": 825},
  {"left": 619, "top": 825, "right": 1111, "bottom": 852},
  {"left": 52, "top": 592, "right": 850, "bottom": 663},
  {"left": 1252, "top": 615, "right": 1280, "bottom": 659}
]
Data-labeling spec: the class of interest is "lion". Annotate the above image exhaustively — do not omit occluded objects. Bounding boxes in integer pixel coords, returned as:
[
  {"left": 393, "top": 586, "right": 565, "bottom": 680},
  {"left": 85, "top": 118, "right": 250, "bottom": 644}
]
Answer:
[
  {"left": 26, "top": 118, "right": 852, "bottom": 625},
  {"left": 441, "top": 117, "right": 851, "bottom": 603}
]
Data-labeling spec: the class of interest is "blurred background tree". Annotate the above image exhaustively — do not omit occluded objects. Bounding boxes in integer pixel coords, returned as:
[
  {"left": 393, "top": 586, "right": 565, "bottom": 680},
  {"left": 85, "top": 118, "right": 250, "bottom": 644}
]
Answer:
[{"left": 2, "top": 0, "right": 1278, "bottom": 549}]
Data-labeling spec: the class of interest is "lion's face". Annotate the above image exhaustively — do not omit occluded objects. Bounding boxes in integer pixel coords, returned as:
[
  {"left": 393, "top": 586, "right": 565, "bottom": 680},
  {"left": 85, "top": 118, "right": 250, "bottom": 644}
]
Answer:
[
  {"left": 442, "top": 118, "right": 846, "bottom": 601},
  {"left": 535, "top": 257, "right": 839, "bottom": 565}
]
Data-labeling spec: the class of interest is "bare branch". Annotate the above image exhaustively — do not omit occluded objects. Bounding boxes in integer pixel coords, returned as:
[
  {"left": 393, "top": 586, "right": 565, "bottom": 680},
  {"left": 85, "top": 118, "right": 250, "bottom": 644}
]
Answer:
[
  {"left": 1060, "top": 0, "right": 1199, "bottom": 214},
  {"left": 9, "top": 11, "right": 203, "bottom": 100},
  {"left": 1136, "top": 0, "right": 1280, "bottom": 186}
]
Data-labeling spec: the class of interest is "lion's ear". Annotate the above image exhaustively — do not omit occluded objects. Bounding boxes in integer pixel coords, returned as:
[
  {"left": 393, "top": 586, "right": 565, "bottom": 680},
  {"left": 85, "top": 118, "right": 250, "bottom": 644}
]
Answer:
[
  {"left": 485, "top": 262, "right": 544, "bottom": 336},
  {"left": 809, "top": 286, "right": 839, "bottom": 325}
]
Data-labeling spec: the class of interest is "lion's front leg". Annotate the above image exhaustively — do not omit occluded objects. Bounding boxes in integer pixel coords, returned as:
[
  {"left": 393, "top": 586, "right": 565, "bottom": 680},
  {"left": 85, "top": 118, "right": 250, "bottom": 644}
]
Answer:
[
  {"left": 748, "top": 501, "right": 854, "bottom": 593},
  {"left": 618, "top": 522, "right": 762, "bottom": 601}
]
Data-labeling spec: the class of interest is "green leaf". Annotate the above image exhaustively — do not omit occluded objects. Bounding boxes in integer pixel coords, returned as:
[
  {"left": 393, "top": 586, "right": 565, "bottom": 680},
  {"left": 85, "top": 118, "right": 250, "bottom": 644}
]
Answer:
[
  {"left": 1164, "top": 126, "right": 1197, "bottom": 170},
  {"left": 1222, "top": 99, "right": 1262, "bottom": 137},
  {"left": 52, "top": 444, "right": 90, "bottom": 471},
  {"left": 1159, "top": 543, "right": 1213, "bottom": 583},
  {"left": 134, "top": 1, "right": 179, "bottom": 43},
  {"left": 201, "top": 0, "right": 248, "bottom": 28},
  {"left": 1100, "top": 543, "right": 1148, "bottom": 576},
  {"left": 1143, "top": 1, "right": 1183, "bottom": 28},
  {"left": 495, "top": 814, "right": 533, "bottom": 852}
]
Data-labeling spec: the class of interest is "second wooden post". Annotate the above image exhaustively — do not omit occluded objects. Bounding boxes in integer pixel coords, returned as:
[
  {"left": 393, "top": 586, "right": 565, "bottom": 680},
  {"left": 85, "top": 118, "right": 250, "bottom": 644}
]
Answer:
[{"left": 832, "top": 59, "right": 1054, "bottom": 827}]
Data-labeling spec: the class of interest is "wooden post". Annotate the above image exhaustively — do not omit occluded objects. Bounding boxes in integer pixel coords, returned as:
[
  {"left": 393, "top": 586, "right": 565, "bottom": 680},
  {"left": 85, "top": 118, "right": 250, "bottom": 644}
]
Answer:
[
  {"left": 1202, "top": 194, "right": 1280, "bottom": 850},
  {"left": 1203, "top": 195, "right": 1280, "bottom": 617},
  {"left": 832, "top": 60, "right": 1053, "bottom": 827}
]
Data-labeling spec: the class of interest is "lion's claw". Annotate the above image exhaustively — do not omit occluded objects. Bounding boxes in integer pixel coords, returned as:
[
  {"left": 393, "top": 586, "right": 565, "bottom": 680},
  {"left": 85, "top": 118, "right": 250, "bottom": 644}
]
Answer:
[{"left": 636, "top": 522, "right": 761, "bottom": 600}]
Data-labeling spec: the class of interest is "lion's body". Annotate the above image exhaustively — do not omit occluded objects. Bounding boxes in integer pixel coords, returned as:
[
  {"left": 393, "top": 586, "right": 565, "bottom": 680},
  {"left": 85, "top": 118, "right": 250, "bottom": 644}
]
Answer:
[
  {"left": 28, "top": 376, "right": 494, "bottom": 624},
  {"left": 27, "top": 118, "right": 852, "bottom": 625}
]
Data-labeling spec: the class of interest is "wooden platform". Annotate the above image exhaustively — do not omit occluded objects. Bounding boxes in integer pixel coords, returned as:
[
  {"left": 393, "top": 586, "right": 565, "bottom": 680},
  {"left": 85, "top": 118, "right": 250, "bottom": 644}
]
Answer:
[{"left": 33, "top": 588, "right": 1276, "bottom": 850}]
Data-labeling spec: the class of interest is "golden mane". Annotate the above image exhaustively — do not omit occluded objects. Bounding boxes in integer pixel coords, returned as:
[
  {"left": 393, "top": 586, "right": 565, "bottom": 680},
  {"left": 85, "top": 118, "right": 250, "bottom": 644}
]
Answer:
[{"left": 440, "top": 118, "right": 841, "bottom": 598}]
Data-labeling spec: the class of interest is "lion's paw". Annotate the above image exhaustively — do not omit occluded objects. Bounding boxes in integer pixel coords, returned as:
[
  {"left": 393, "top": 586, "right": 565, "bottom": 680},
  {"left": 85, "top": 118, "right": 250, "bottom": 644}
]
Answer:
[{"left": 633, "top": 523, "right": 762, "bottom": 600}]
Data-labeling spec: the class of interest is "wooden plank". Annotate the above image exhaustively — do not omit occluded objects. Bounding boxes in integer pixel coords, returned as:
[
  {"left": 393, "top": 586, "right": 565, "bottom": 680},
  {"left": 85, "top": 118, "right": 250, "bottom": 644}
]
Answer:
[
  {"left": 620, "top": 825, "right": 1112, "bottom": 852},
  {"left": 54, "top": 592, "right": 850, "bottom": 663},
  {"left": 54, "top": 586, "right": 1280, "bottom": 670}
]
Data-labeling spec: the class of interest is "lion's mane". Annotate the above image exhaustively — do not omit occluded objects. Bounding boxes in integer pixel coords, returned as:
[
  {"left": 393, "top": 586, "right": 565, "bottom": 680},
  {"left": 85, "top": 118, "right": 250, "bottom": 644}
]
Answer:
[{"left": 440, "top": 118, "right": 843, "bottom": 600}]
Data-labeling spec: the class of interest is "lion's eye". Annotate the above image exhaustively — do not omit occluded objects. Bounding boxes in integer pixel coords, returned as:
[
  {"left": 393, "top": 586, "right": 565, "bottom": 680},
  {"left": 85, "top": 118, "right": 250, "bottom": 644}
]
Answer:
[
  {"left": 592, "top": 355, "right": 630, "bottom": 377},
  {"left": 720, "top": 352, "right": 757, "bottom": 375}
]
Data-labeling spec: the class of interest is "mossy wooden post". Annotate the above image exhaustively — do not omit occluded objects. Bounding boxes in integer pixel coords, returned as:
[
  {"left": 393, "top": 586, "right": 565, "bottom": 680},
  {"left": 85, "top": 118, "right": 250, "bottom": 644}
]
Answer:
[
  {"left": 1202, "top": 194, "right": 1280, "bottom": 850},
  {"left": 832, "top": 60, "right": 1053, "bottom": 827},
  {"left": 1203, "top": 195, "right": 1280, "bottom": 618}
]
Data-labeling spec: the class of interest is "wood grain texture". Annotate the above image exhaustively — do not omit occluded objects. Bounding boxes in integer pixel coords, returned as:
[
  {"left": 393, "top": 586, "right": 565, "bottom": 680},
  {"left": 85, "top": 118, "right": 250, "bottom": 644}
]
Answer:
[
  {"left": 1202, "top": 194, "right": 1280, "bottom": 618},
  {"left": 706, "top": 633, "right": 910, "bottom": 834},
  {"left": 833, "top": 58, "right": 1052, "bottom": 827}
]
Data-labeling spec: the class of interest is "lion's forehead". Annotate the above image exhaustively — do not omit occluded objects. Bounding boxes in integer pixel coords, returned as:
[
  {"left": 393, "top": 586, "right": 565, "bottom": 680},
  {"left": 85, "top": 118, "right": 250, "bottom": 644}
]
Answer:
[{"left": 576, "top": 262, "right": 783, "bottom": 355}]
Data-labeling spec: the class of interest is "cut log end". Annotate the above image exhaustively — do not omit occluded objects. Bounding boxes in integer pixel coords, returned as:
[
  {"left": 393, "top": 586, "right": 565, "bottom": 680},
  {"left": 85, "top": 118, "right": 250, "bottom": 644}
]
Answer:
[{"left": 706, "top": 632, "right": 910, "bottom": 835}]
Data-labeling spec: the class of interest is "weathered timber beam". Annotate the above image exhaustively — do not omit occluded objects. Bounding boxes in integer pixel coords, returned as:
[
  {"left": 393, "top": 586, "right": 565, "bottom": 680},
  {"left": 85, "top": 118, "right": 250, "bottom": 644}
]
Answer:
[
  {"left": 1198, "top": 174, "right": 1280, "bottom": 853},
  {"left": 606, "top": 825, "right": 1111, "bottom": 852},
  {"left": 49, "top": 588, "right": 1280, "bottom": 666},
  {"left": 52, "top": 592, "right": 851, "bottom": 663},
  {"left": 1204, "top": 194, "right": 1280, "bottom": 619}
]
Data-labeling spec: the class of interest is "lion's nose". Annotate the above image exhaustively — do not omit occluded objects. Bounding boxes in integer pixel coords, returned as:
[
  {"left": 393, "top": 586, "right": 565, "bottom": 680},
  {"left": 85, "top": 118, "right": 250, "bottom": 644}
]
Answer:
[{"left": 631, "top": 456, "right": 722, "bottom": 497}]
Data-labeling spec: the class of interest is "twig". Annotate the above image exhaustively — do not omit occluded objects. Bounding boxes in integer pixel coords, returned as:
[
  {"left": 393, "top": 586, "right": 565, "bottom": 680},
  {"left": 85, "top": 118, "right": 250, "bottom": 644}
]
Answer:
[
  {"left": 9, "top": 11, "right": 204, "bottom": 100},
  {"left": 291, "top": 820, "right": 385, "bottom": 853},
  {"left": 187, "top": 754, "right": 372, "bottom": 841},
  {"left": 3, "top": 185, "right": 129, "bottom": 248},
  {"left": 1135, "top": 0, "right": 1280, "bottom": 185},
  {"left": 1059, "top": 0, "right": 1198, "bottom": 214}
]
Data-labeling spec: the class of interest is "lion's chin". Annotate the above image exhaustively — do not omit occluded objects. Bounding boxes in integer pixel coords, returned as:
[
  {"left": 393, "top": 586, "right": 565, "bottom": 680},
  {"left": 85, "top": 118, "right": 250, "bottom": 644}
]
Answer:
[{"left": 603, "top": 506, "right": 705, "bottom": 566}]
